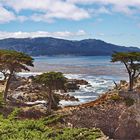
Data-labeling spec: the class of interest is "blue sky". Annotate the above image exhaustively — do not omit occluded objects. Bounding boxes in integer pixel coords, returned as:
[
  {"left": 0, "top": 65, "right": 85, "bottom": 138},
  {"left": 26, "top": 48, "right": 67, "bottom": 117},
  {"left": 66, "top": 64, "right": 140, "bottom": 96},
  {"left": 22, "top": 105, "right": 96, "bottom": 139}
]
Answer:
[{"left": 0, "top": 0, "right": 140, "bottom": 47}]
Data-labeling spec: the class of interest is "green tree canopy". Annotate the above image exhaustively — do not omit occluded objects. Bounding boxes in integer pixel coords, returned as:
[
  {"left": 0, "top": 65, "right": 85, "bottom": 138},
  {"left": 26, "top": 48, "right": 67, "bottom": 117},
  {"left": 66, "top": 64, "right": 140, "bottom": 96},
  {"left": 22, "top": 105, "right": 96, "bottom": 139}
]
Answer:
[
  {"left": 0, "top": 50, "right": 34, "bottom": 72},
  {"left": 111, "top": 52, "right": 140, "bottom": 91},
  {"left": 35, "top": 72, "right": 67, "bottom": 114},
  {"left": 0, "top": 50, "right": 34, "bottom": 102},
  {"left": 35, "top": 72, "right": 67, "bottom": 90}
]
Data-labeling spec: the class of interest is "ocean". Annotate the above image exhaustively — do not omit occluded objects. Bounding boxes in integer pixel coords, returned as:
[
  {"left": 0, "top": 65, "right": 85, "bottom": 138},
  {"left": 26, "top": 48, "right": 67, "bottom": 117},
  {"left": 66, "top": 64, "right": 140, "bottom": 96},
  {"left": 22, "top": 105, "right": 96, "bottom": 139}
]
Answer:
[
  {"left": 0, "top": 56, "right": 128, "bottom": 106},
  {"left": 31, "top": 55, "right": 126, "bottom": 76},
  {"left": 29, "top": 56, "right": 128, "bottom": 106}
]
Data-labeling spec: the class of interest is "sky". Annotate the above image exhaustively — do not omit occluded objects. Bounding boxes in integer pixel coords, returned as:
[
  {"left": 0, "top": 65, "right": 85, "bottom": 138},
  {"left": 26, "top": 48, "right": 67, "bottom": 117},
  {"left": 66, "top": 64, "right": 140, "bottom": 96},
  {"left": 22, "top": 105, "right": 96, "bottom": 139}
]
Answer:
[{"left": 0, "top": 0, "right": 140, "bottom": 47}]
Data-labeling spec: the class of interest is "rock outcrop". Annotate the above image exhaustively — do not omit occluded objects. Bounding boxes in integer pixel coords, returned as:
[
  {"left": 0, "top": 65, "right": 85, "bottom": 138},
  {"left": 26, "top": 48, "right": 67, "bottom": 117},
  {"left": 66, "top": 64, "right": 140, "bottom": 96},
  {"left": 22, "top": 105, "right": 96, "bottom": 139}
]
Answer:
[
  {"left": 63, "top": 89, "right": 140, "bottom": 139},
  {"left": 66, "top": 79, "right": 89, "bottom": 92},
  {"left": 114, "top": 102, "right": 140, "bottom": 139},
  {"left": 7, "top": 76, "right": 89, "bottom": 104}
]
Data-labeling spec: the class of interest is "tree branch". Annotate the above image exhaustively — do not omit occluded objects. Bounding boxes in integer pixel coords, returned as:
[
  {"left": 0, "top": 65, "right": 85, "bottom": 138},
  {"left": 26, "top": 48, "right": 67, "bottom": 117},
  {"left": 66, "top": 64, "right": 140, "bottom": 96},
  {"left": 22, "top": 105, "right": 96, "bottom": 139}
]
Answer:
[{"left": 123, "top": 62, "right": 131, "bottom": 74}]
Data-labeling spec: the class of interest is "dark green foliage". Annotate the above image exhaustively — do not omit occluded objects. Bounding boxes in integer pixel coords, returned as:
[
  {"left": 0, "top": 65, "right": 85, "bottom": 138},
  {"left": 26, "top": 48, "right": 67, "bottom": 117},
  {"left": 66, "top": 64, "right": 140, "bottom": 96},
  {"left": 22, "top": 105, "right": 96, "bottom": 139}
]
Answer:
[
  {"left": 35, "top": 72, "right": 67, "bottom": 90},
  {"left": 7, "top": 108, "right": 20, "bottom": 120},
  {"left": 43, "top": 114, "right": 65, "bottom": 125},
  {"left": 112, "top": 52, "right": 140, "bottom": 91},
  {"left": 0, "top": 50, "right": 34, "bottom": 102},
  {"left": 112, "top": 52, "right": 140, "bottom": 62},
  {"left": 34, "top": 72, "right": 67, "bottom": 113},
  {"left": 124, "top": 97, "right": 135, "bottom": 106},
  {"left": 0, "top": 49, "right": 34, "bottom": 72},
  {"left": 0, "top": 111, "right": 103, "bottom": 140}
]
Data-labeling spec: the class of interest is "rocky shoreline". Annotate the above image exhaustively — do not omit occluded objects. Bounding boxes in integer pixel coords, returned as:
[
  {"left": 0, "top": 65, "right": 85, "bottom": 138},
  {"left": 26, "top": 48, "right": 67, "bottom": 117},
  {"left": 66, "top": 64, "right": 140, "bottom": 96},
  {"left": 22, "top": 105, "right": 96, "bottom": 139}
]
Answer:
[
  {"left": 0, "top": 75, "right": 90, "bottom": 108},
  {"left": 58, "top": 80, "right": 140, "bottom": 139},
  {"left": 1, "top": 75, "right": 140, "bottom": 139}
]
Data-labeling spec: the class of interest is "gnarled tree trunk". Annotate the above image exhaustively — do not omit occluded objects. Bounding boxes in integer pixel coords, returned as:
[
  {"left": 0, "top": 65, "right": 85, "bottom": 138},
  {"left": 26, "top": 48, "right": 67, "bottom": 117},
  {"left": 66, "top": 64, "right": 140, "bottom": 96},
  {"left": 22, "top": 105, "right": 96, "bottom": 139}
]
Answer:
[
  {"left": 129, "top": 77, "right": 134, "bottom": 91},
  {"left": 51, "top": 92, "right": 57, "bottom": 109},
  {"left": 47, "top": 88, "right": 57, "bottom": 114},
  {"left": 3, "top": 73, "right": 12, "bottom": 102},
  {"left": 47, "top": 88, "right": 53, "bottom": 114}
]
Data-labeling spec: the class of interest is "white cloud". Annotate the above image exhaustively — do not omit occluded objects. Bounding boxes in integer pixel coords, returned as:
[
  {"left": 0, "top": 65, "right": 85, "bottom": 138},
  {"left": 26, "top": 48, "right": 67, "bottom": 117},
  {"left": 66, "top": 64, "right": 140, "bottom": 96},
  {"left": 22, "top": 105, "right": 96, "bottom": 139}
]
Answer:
[
  {"left": 68, "top": 0, "right": 140, "bottom": 6},
  {"left": 0, "top": 0, "right": 140, "bottom": 23},
  {"left": 30, "top": 8, "right": 89, "bottom": 22},
  {"left": 89, "top": 6, "right": 111, "bottom": 16},
  {"left": 0, "top": 30, "right": 87, "bottom": 39},
  {"left": 68, "top": 0, "right": 140, "bottom": 15},
  {"left": 0, "top": 6, "right": 15, "bottom": 23},
  {"left": 1, "top": 0, "right": 90, "bottom": 21}
]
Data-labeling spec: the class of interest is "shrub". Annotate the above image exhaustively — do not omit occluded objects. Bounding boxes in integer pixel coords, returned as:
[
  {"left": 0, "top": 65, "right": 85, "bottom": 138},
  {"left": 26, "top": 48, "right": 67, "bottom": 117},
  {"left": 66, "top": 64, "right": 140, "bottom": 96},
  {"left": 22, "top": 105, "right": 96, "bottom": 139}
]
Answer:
[
  {"left": 0, "top": 113, "right": 103, "bottom": 140},
  {"left": 8, "top": 108, "right": 20, "bottom": 120},
  {"left": 124, "top": 97, "right": 135, "bottom": 106},
  {"left": 43, "top": 114, "right": 65, "bottom": 125},
  {"left": 110, "top": 94, "right": 121, "bottom": 102}
]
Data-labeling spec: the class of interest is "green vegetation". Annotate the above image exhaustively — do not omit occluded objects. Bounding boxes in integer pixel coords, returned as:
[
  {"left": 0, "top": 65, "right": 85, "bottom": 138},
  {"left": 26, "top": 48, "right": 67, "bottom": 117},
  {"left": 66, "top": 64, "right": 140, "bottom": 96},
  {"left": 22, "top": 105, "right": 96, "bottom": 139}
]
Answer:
[
  {"left": 0, "top": 110, "right": 103, "bottom": 140},
  {"left": 34, "top": 72, "right": 67, "bottom": 114},
  {"left": 43, "top": 114, "right": 65, "bottom": 125},
  {"left": 110, "top": 94, "right": 121, "bottom": 102},
  {"left": 0, "top": 50, "right": 34, "bottom": 102},
  {"left": 1, "top": 51, "right": 139, "bottom": 139},
  {"left": 110, "top": 93, "right": 135, "bottom": 106},
  {"left": 112, "top": 52, "right": 140, "bottom": 91},
  {"left": 124, "top": 97, "right": 135, "bottom": 106},
  {"left": 0, "top": 92, "right": 4, "bottom": 107}
]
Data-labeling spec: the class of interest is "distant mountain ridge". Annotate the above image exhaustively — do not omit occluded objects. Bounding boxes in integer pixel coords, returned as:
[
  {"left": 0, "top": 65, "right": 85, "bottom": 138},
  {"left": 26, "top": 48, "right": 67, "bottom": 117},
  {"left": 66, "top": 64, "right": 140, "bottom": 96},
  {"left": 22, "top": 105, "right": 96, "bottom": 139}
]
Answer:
[{"left": 0, "top": 37, "right": 139, "bottom": 56}]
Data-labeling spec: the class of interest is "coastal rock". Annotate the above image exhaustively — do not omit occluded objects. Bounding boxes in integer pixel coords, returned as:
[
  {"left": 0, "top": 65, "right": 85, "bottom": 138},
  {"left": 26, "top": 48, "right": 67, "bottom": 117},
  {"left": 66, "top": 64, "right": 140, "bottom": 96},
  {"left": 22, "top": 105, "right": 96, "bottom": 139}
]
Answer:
[
  {"left": 119, "top": 91, "right": 140, "bottom": 102},
  {"left": 58, "top": 94, "right": 79, "bottom": 101},
  {"left": 66, "top": 81, "right": 79, "bottom": 91},
  {"left": 66, "top": 79, "right": 89, "bottom": 91},
  {"left": 18, "top": 107, "right": 46, "bottom": 119},
  {"left": 114, "top": 103, "right": 140, "bottom": 139},
  {"left": 8, "top": 76, "right": 81, "bottom": 103},
  {"left": 62, "top": 91, "right": 131, "bottom": 139},
  {"left": 9, "top": 76, "right": 28, "bottom": 90},
  {"left": 64, "top": 102, "right": 126, "bottom": 138},
  {"left": 74, "top": 79, "right": 89, "bottom": 85}
]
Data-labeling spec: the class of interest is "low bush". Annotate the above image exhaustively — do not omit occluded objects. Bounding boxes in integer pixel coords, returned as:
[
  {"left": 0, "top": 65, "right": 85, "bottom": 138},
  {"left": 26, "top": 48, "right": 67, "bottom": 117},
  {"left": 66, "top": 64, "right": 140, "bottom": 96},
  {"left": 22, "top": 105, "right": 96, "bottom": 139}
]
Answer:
[
  {"left": 124, "top": 97, "right": 135, "bottom": 106},
  {"left": 43, "top": 114, "right": 65, "bottom": 125},
  {"left": 0, "top": 109, "right": 104, "bottom": 140},
  {"left": 110, "top": 94, "right": 121, "bottom": 102}
]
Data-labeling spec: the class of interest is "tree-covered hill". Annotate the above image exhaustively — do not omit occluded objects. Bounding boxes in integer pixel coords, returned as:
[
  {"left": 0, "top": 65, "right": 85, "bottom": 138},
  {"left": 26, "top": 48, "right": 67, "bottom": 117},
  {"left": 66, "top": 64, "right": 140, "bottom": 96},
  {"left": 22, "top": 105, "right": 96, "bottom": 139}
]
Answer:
[{"left": 0, "top": 37, "right": 139, "bottom": 56}]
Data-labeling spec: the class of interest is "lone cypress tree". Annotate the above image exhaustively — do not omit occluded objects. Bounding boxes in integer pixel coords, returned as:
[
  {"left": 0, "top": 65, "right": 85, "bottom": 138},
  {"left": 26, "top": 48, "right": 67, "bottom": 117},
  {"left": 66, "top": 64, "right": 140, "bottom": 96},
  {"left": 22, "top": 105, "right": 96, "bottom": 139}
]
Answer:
[
  {"left": 35, "top": 72, "right": 67, "bottom": 114},
  {"left": 111, "top": 52, "right": 140, "bottom": 91},
  {"left": 0, "top": 50, "right": 34, "bottom": 102}
]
